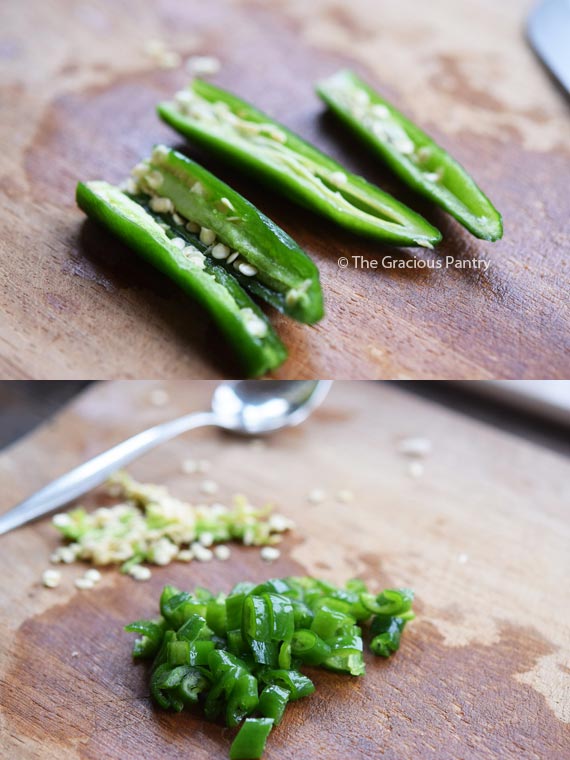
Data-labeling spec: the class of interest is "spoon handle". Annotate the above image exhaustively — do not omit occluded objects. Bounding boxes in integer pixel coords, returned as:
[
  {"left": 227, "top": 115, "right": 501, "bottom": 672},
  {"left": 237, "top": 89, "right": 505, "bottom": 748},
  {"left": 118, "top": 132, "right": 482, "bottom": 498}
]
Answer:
[{"left": 0, "top": 411, "right": 216, "bottom": 536}]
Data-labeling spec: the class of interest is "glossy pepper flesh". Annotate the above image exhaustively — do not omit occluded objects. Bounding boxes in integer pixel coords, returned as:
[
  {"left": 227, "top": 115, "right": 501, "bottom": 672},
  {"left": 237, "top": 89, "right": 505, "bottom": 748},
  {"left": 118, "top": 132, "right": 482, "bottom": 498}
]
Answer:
[
  {"left": 317, "top": 69, "right": 503, "bottom": 241},
  {"left": 158, "top": 80, "right": 442, "bottom": 248}
]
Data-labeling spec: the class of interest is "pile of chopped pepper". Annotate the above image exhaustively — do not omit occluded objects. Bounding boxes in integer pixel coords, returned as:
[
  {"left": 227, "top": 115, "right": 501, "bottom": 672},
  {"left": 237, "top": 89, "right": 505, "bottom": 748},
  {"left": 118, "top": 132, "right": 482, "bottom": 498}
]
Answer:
[{"left": 126, "top": 578, "right": 415, "bottom": 759}]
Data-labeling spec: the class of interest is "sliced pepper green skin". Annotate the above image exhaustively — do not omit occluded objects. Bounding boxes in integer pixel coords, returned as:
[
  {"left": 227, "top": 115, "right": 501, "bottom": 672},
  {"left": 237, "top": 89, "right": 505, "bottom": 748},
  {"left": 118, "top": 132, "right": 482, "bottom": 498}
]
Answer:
[
  {"left": 157, "top": 81, "right": 442, "bottom": 248},
  {"left": 76, "top": 180, "right": 287, "bottom": 377},
  {"left": 229, "top": 718, "right": 274, "bottom": 760},
  {"left": 317, "top": 69, "right": 503, "bottom": 242},
  {"left": 148, "top": 147, "right": 323, "bottom": 324}
]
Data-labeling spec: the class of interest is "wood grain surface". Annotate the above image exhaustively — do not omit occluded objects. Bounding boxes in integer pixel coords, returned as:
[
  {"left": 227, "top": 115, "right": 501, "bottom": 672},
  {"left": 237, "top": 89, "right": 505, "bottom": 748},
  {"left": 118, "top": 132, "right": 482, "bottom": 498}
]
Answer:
[
  {"left": 0, "top": 0, "right": 569, "bottom": 380},
  {"left": 0, "top": 380, "right": 569, "bottom": 758}
]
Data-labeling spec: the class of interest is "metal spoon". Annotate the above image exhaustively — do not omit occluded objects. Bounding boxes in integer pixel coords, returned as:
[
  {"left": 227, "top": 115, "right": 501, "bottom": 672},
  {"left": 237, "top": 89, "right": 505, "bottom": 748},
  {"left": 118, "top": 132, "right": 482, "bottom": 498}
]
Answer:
[{"left": 0, "top": 380, "right": 332, "bottom": 536}]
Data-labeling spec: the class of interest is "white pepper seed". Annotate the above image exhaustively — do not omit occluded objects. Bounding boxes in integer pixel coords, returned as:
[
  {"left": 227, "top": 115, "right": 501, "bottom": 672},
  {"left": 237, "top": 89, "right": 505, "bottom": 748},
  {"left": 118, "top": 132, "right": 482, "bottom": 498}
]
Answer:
[
  {"left": 211, "top": 243, "right": 230, "bottom": 260},
  {"left": 260, "top": 546, "right": 281, "bottom": 562},
  {"left": 238, "top": 262, "right": 258, "bottom": 277},
  {"left": 214, "top": 545, "right": 231, "bottom": 561},
  {"left": 42, "top": 569, "right": 61, "bottom": 588},
  {"left": 200, "top": 228, "right": 216, "bottom": 245},
  {"left": 75, "top": 577, "right": 95, "bottom": 590}
]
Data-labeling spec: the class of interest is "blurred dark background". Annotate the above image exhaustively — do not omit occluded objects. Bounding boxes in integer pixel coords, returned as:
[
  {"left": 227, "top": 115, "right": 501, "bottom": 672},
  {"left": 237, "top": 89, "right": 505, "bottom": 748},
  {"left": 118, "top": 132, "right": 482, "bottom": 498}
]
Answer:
[
  {"left": 0, "top": 381, "right": 568, "bottom": 457},
  {"left": 0, "top": 382, "right": 91, "bottom": 448}
]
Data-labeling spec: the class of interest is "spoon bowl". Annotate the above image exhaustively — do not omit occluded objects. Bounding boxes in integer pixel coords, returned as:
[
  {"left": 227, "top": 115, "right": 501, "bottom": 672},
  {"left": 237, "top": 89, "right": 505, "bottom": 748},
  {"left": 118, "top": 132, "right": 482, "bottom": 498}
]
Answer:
[{"left": 212, "top": 381, "right": 332, "bottom": 435}]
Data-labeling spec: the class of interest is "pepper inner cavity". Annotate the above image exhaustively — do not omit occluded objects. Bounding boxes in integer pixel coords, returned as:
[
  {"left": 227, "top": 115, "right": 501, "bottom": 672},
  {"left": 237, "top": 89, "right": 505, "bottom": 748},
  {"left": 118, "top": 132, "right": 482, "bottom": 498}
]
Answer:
[
  {"left": 333, "top": 84, "right": 453, "bottom": 189},
  {"left": 172, "top": 89, "right": 413, "bottom": 229},
  {"left": 129, "top": 152, "right": 259, "bottom": 280}
]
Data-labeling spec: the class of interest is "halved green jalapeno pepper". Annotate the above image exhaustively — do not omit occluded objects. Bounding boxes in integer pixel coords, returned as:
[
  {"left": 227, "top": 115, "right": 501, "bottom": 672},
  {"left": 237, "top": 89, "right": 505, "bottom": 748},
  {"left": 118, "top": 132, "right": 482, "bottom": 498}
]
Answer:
[
  {"left": 317, "top": 69, "right": 503, "bottom": 241},
  {"left": 158, "top": 80, "right": 442, "bottom": 248},
  {"left": 76, "top": 180, "right": 287, "bottom": 378},
  {"left": 133, "top": 145, "right": 323, "bottom": 324}
]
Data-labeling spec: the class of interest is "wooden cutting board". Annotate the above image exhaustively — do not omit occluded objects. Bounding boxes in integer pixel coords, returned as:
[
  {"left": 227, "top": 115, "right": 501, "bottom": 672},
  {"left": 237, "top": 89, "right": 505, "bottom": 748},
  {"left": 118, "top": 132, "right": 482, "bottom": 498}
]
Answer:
[
  {"left": 1, "top": 0, "right": 569, "bottom": 380},
  {"left": 0, "top": 381, "right": 569, "bottom": 758}
]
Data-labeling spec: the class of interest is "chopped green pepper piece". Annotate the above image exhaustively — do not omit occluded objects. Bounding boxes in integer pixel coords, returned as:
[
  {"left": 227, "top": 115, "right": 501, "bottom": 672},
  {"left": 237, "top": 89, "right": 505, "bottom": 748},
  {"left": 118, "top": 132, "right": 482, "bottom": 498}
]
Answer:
[
  {"left": 151, "top": 663, "right": 184, "bottom": 711},
  {"left": 317, "top": 69, "right": 503, "bottom": 241},
  {"left": 229, "top": 718, "right": 274, "bottom": 760},
  {"left": 177, "top": 668, "right": 210, "bottom": 704},
  {"left": 76, "top": 181, "right": 287, "bottom": 378},
  {"left": 258, "top": 669, "right": 315, "bottom": 700},
  {"left": 291, "top": 629, "right": 331, "bottom": 666},
  {"left": 124, "top": 619, "right": 165, "bottom": 659},
  {"left": 207, "top": 597, "right": 228, "bottom": 637},
  {"left": 258, "top": 684, "right": 290, "bottom": 725},
  {"left": 370, "top": 616, "right": 407, "bottom": 657},
  {"left": 158, "top": 80, "right": 442, "bottom": 248},
  {"left": 226, "top": 674, "right": 260, "bottom": 727},
  {"left": 167, "top": 640, "right": 190, "bottom": 666}
]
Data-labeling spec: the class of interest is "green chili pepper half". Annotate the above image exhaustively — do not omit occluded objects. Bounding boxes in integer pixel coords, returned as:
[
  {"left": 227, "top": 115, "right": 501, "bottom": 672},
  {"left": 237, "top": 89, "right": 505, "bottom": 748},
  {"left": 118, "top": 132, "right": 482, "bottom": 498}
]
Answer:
[
  {"left": 132, "top": 145, "right": 323, "bottom": 324},
  {"left": 76, "top": 179, "right": 287, "bottom": 378},
  {"left": 317, "top": 70, "right": 503, "bottom": 241},
  {"left": 126, "top": 578, "right": 414, "bottom": 759},
  {"left": 158, "top": 81, "right": 442, "bottom": 249}
]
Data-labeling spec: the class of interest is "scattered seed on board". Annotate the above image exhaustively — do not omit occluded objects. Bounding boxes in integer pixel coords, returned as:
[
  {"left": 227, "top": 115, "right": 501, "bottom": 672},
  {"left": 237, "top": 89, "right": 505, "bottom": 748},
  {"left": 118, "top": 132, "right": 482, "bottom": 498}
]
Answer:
[
  {"left": 192, "top": 543, "right": 214, "bottom": 562},
  {"left": 53, "top": 513, "right": 72, "bottom": 528},
  {"left": 200, "top": 480, "right": 219, "bottom": 495},
  {"left": 182, "top": 458, "right": 210, "bottom": 475},
  {"left": 149, "top": 388, "right": 170, "bottom": 407},
  {"left": 185, "top": 55, "right": 221, "bottom": 76},
  {"left": 42, "top": 569, "right": 61, "bottom": 588},
  {"left": 181, "top": 458, "right": 199, "bottom": 474},
  {"left": 199, "top": 531, "right": 214, "bottom": 547},
  {"left": 336, "top": 489, "right": 354, "bottom": 504},
  {"left": 408, "top": 461, "right": 424, "bottom": 479},
  {"left": 260, "top": 546, "right": 281, "bottom": 562},
  {"left": 214, "top": 545, "right": 231, "bottom": 561},
  {"left": 144, "top": 40, "right": 181, "bottom": 70},
  {"left": 268, "top": 514, "right": 294, "bottom": 532},
  {"left": 457, "top": 553, "right": 469, "bottom": 565},
  {"left": 308, "top": 488, "right": 326, "bottom": 505},
  {"left": 397, "top": 437, "right": 432, "bottom": 458},
  {"left": 84, "top": 568, "right": 102, "bottom": 583},
  {"left": 178, "top": 549, "right": 194, "bottom": 562},
  {"left": 53, "top": 546, "right": 77, "bottom": 564},
  {"left": 129, "top": 565, "right": 152, "bottom": 581},
  {"left": 75, "top": 577, "right": 95, "bottom": 590}
]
